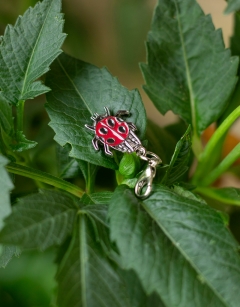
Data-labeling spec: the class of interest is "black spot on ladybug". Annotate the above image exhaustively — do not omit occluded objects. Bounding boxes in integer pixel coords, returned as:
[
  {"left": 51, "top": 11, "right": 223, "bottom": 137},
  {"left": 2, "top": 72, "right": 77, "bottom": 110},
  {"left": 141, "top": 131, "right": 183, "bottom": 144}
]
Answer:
[
  {"left": 99, "top": 127, "right": 108, "bottom": 134},
  {"left": 118, "top": 126, "right": 126, "bottom": 133},
  {"left": 107, "top": 138, "right": 115, "bottom": 144},
  {"left": 107, "top": 118, "right": 115, "bottom": 127}
]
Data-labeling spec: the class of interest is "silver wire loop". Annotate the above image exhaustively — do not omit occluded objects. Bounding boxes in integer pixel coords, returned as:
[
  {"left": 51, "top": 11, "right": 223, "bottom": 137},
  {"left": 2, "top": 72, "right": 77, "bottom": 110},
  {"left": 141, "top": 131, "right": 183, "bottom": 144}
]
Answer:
[{"left": 134, "top": 146, "right": 162, "bottom": 199}]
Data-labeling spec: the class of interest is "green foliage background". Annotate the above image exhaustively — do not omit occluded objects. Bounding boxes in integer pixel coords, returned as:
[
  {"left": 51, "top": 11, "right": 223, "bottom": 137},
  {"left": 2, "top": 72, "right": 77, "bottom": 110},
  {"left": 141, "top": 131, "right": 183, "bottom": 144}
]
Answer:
[{"left": 0, "top": 0, "right": 240, "bottom": 306}]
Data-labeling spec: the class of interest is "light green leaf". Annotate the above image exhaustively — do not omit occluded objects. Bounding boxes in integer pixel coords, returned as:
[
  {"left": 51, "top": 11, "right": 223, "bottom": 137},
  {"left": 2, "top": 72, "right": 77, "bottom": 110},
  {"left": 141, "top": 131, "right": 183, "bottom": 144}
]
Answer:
[
  {"left": 0, "top": 155, "right": 13, "bottom": 230},
  {"left": 173, "top": 185, "right": 206, "bottom": 204},
  {"left": 45, "top": 52, "right": 147, "bottom": 170},
  {"left": 0, "top": 245, "right": 20, "bottom": 268},
  {"left": 196, "top": 186, "right": 240, "bottom": 206},
  {"left": 0, "top": 190, "right": 78, "bottom": 250},
  {"left": 119, "top": 152, "right": 141, "bottom": 178},
  {"left": 56, "top": 215, "right": 130, "bottom": 307},
  {"left": 109, "top": 185, "right": 240, "bottom": 307},
  {"left": 161, "top": 126, "right": 191, "bottom": 186},
  {"left": 225, "top": 0, "right": 240, "bottom": 14},
  {"left": 0, "top": 0, "right": 66, "bottom": 105},
  {"left": 141, "top": 0, "right": 238, "bottom": 136}
]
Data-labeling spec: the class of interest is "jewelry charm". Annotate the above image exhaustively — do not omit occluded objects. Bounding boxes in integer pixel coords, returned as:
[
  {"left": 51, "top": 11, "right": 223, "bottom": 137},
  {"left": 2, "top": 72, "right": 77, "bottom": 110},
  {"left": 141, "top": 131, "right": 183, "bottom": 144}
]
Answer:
[{"left": 85, "top": 107, "right": 162, "bottom": 198}]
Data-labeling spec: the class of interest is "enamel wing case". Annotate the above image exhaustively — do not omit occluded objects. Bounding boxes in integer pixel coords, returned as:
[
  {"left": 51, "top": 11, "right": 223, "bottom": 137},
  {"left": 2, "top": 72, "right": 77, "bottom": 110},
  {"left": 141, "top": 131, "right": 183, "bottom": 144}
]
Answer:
[{"left": 85, "top": 107, "right": 141, "bottom": 156}]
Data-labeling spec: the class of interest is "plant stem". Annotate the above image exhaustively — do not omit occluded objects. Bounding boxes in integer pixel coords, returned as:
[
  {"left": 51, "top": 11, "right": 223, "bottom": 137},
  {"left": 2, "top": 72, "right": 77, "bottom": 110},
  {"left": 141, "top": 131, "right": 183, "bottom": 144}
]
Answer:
[
  {"left": 192, "top": 105, "right": 240, "bottom": 184},
  {"left": 16, "top": 100, "right": 25, "bottom": 131},
  {"left": 200, "top": 143, "right": 240, "bottom": 186},
  {"left": 86, "top": 163, "right": 94, "bottom": 194},
  {"left": 192, "top": 131, "right": 203, "bottom": 160},
  {"left": 195, "top": 186, "right": 240, "bottom": 206},
  {"left": 7, "top": 162, "right": 84, "bottom": 198}
]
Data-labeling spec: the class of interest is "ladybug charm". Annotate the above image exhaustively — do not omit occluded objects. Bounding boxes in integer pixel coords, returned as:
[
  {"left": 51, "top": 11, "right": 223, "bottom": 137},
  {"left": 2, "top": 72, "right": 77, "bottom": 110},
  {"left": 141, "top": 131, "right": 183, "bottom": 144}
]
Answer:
[
  {"left": 85, "top": 107, "right": 141, "bottom": 156},
  {"left": 85, "top": 106, "right": 162, "bottom": 199}
]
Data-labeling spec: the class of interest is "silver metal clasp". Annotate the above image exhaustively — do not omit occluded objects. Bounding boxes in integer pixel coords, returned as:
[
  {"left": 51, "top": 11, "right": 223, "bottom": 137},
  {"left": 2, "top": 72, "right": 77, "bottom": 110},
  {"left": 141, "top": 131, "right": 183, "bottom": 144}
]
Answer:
[
  {"left": 134, "top": 146, "right": 162, "bottom": 199},
  {"left": 135, "top": 164, "right": 155, "bottom": 199}
]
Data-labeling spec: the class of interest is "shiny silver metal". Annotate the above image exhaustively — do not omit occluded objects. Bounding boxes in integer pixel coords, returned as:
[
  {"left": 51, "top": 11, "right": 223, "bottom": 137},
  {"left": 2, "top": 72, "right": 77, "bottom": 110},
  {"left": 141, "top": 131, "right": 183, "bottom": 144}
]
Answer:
[{"left": 135, "top": 148, "right": 162, "bottom": 199}]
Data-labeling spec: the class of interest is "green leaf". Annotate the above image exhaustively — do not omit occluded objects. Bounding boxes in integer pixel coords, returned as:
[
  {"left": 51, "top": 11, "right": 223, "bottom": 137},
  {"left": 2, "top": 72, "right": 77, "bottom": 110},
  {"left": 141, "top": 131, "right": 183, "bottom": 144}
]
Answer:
[
  {"left": 77, "top": 160, "right": 99, "bottom": 194},
  {"left": 173, "top": 185, "right": 206, "bottom": 205},
  {"left": 0, "top": 245, "right": 20, "bottom": 268},
  {"left": 109, "top": 185, "right": 240, "bottom": 307},
  {"left": 122, "top": 270, "right": 166, "bottom": 307},
  {"left": 56, "top": 144, "right": 80, "bottom": 179},
  {"left": 219, "top": 12, "right": 240, "bottom": 123},
  {"left": 0, "top": 97, "right": 13, "bottom": 136},
  {"left": 0, "top": 0, "right": 66, "bottom": 105},
  {"left": 0, "top": 190, "right": 78, "bottom": 250},
  {"left": 45, "top": 52, "right": 147, "bottom": 170},
  {"left": 141, "top": 0, "right": 238, "bottom": 136},
  {"left": 0, "top": 155, "right": 13, "bottom": 230},
  {"left": 161, "top": 126, "right": 191, "bottom": 186},
  {"left": 56, "top": 215, "right": 130, "bottom": 307},
  {"left": 196, "top": 186, "right": 240, "bottom": 206},
  {"left": 81, "top": 192, "right": 113, "bottom": 205},
  {"left": 145, "top": 120, "right": 177, "bottom": 164},
  {"left": 11, "top": 130, "right": 37, "bottom": 152},
  {"left": 225, "top": 0, "right": 240, "bottom": 14}
]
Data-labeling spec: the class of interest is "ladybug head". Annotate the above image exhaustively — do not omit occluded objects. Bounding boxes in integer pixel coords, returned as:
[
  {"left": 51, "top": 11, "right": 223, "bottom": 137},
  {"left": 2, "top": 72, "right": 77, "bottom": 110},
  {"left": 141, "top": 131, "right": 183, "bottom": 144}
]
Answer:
[{"left": 91, "top": 112, "right": 105, "bottom": 123}]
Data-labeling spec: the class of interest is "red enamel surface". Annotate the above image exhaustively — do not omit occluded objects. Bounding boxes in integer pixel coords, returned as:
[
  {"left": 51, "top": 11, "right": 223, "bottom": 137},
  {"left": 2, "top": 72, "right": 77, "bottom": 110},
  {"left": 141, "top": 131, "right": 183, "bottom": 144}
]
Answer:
[{"left": 96, "top": 116, "right": 129, "bottom": 146}]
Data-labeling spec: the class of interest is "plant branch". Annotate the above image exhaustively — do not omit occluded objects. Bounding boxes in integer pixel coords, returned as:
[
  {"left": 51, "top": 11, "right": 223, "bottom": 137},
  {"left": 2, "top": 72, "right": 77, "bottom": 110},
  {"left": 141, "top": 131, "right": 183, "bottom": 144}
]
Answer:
[{"left": 6, "top": 162, "right": 84, "bottom": 198}]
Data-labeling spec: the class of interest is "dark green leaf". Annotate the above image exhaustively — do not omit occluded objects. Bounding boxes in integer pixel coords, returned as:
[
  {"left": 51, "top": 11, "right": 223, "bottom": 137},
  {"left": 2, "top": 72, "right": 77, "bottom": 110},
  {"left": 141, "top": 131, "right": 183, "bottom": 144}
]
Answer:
[
  {"left": 0, "top": 190, "right": 78, "bottom": 250},
  {"left": 231, "top": 12, "right": 240, "bottom": 59},
  {"left": 11, "top": 130, "right": 37, "bottom": 152},
  {"left": 81, "top": 192, "right": 113, "bottom": 205},
  {"left": 45, "top": 52, "right": 147, "bottom": 170},
  {"left": 141, "top": 0, "right": 238, "bottom": 136},
  {"left": 219, "top": 12, "right": 240, "bottom": 123},
  {"left": 80, "top": 191, "right": 164, "bottom": 306},
  {"left": 81, "top": 192, "right": 112, "bottom": 248},
  {"left": 77, "top": 159, "right": 99, "bottom": 193},
  {"left": 0, "top": 0, "right": 66, "bottom": 105},
  {"left": 164, "top": 120, "right": 188, "bottom": 142},
  {"left": 0, "top": 97, "right": 13, "bottom": 137},
  {"left": 196, "top": 186, "right": 240, "bottom": 206},
  {"left": 109, "top": 185, "right": 240, "bottom": 307},
  {"left": 161, "top": 126, "right": 191, "bottom": 185},
  {"left": 145, "top": 120, "right": 177, "bottom": 164},
  {"left": 56, "top": 215, "right": 130, "bottom": 307},
  {"left": 56, "top": 144, "right": 80, "bottom": 179},
  {"left": 122, "top": 270, "right": 166, "bottom": 307},
  {"left": 225, "top": 0, "right": 240, "bottom": 14},
  {"left": 0, "top": 155, "right": 13, "bottom": 230}
]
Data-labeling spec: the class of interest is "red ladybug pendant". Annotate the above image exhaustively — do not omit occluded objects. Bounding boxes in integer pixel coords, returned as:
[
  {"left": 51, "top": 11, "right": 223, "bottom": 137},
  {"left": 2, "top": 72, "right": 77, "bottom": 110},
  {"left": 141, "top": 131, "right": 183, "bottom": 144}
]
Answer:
[
  {"left": 85, "top": 106, "right": 162, "bottom": 199},
  {"left": 85, "top": 107, "right": 141, "bottom": 156}
]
